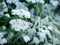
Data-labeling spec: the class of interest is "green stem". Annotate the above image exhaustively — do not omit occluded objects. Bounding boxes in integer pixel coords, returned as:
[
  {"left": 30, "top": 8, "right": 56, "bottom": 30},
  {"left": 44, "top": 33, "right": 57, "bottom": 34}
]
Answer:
[{"left": 45, "top": 36, "right": 48, "bottom": 45}]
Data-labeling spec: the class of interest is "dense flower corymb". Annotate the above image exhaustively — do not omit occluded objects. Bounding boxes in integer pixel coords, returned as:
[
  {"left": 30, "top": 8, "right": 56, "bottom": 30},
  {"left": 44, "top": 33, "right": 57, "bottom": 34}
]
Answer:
[
  {"left": 9, "top": 19, "right": 32, "bottom": 31},
  {"left": 11, "top": 9, "right": 31, "bottom": 18}
]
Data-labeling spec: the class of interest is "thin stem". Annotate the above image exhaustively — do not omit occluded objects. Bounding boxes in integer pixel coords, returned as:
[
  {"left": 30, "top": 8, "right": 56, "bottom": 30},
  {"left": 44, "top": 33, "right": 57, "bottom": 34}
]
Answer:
[{"left": 45, "top": 36, "right": 48, "bottom": 45}]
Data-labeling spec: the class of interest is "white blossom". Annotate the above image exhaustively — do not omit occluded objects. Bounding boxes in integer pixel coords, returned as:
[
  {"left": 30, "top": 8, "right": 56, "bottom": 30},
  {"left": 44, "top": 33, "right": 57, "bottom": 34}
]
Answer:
[
  {"left": 0, "top": 33, "right": 3, "bottom": 39},
  {"left": 26, "top": 0, "right": 36, "bottom": 3},
  {"left": 15, "top": 2, "right": 28, "bottom": 11},
  {"left": 37, "top": 32, "right": 45, "bottom": 42},
  {"left": 9, "top": 19, "right": 32, "bottom": 31},
  {"left": 44, "top": 43, "right": 52, "bottom": 45},
  {"left": 26, "top": 0, "right": 44, "bottom": 3},
  {"left": 0, "top": 1, "right": 8, "bottom": 17},
  {"left": 48, "top": 26, "right": 53, "bottom": 31},
  {"left": 22, "top": 34, "right": 30, "bottom": 43},
  {"left": 32, "top": 37, "right": 40, "bottom": 44},
  {"left": 30, "top": 8, "right": 34, "bottom": 14},
  {"left": 0, "top": 38, "right": 7, "bottom": 44},
  {"left": 5, "top": 13, "right": 10, "bottom": 18},
  {"left": 0, "top": 32, "right": 7, "bottom": 44},
  {"left": 50, "top": 0, "right": 59, "bottom": 7},
  {"left": 2, "top": 26, "right": 6, "bottom": 30},
  {"left": 6, "top": 0, "right": 19, "bottom": 4},
  {"left": 39, "top": 0, "right": 44, "bottom": 3},
  {"left": 11, "top": 9, "right": 31, "bottom": 18},
  {"left": 2, "top": 1, "right": 8, "bottom": 12},
  {"left": 40, "top": 26, "right": 52, "bottom": 39},
  {"left": 53, "top": 38, "right": 60, "bottom": 44},
  {"left": 48, "top": 43, "right": 52, "bottom": 45}
]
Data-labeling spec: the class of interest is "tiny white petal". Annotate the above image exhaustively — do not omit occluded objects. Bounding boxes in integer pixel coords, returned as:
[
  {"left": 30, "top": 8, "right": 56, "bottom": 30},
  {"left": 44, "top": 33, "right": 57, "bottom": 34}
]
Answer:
[
  {"left": 48, "top": 26, "right": 53, "bottom": 31},
  {"left": 37, "top": 32, "right": 45, "bottom": 42},
  {"left": 22, "top": 35, "right": 30, "bottom": 43},
  {"left": 0, "top": 33, "right": 3, "bottom": 39},
  {"left": 5, "top": 14, "right": 10, "bottom": 18},
  {"left": 33, "top": 37, "right": 40, "bottom": 44},
  {"left": 2, "top": 26, "right": 6, "bottom": 30}
]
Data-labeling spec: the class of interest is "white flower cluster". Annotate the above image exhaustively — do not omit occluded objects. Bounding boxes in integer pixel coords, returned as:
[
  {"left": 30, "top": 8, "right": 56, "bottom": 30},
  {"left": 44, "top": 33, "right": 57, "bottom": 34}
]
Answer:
[
  {"left": 34, "top": 26, "right": 52, "bottom": 44},
  {"left": 0, "top": 1, "right": 8, "bottom": 17},
  {"left": 29, "top": 16, "right": 54, "bottom": 44},
  {"left": 0, "top": 33, "right": 7, "bottom": 45},
  {"left": 11, "top": 9, "right": 31, "bottom": 18},
  {"left": 6, "top": 0, "right": 19, "bottom": 4},
  {"left": 50, "top": 0, "right": 59, "bottom": 7},
  {"left": 27, "top": 28, "right": 36, "bottom": 38},
  {"left": 15, "top": 2, "right": 28, "bottom": 11},
  {"left": 0, "top": 0, "right": 60, "bottom": 45},
  {"left": 9, "top": 19, "right": 32, "bottom": 31},
  {"left": 26, "top": 0, "right": 44, "bottom": 3},
  {"left": 20, "top": 16, "right": 54, "bottom": 44}
]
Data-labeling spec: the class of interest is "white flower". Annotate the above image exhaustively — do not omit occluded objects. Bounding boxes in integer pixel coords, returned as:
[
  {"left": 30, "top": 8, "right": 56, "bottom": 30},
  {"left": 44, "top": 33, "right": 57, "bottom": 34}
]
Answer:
[
  {"left": 26, "top": 0, "right": 36, "bottom": 3},
  {"left": 11, "top": 10, "right": 21, "bottom": 16},
  {"left": 44, "top": 43, "right": 52, "bottom": 45},
  {"left": 27, "top": 28, "right": 36, "bottom": 38},
  {"left": 11, "top": 9, "right": 31, "bottom": 18},
  {"left": 22, "top": 35, "right": 30, "bottom": 43},
  {"left": 19, "top": 9, "right": 31, "bottom": 18},
  {"left": 39, "top": 26, "right": 52, "bottom": 39},
  {"left": 6, "top": 0, "right": 19, "bottom": 4},
  {"left": 30, "top": 8, "right": 34, "bottom": 14},
  {"left": 48, "top": 26, "right": 53, "bottom": 31},
  {"left": 0, "top": 33, "right": 3, "bottom": 39},
  {"left": 2, "top": 1, "right": 7, "bottom": 8},
  {"left": 48, "top": 43, "right": 52, "bottom": 45},
  {"left": 37, "top": 32, "right": 45, "bottom": 42},
  {"left": 26, "top": 0, "right": 44, "bottom": 3},
  {"left": 2, "top": 1, "right": 8, "bottom": 12},
  {"left": 53, "top": 38, "right": 60, "bottom": 44},
  {"left": 32, "top": 37, "right": 40, "bottom": 44},
  {"left": 15, "top": 2, "right": 28, "bottom": 11},
  {"left": 2, "top": 26, "right": 6, "bottom": 30},
  {"left": 5, "top": 13, "right": 10, "bottom": 18},
  {"left": 0, "top": 1, "right": 8, "bottom": 17},
  {"left": 9, "top": 19, "right": 32, "bottom": 31},
  {"left": 39, "top": 0, "right": 44, "bottom": 3},
  {"left": 0, "top": 38, "right": 7, "bottom": 44},
  {"left": 50, "top": 0, "right": 59, "bottom": 7},
  {"left": 0, "top": 12, "right": 3, "bottom": 17}
]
